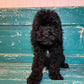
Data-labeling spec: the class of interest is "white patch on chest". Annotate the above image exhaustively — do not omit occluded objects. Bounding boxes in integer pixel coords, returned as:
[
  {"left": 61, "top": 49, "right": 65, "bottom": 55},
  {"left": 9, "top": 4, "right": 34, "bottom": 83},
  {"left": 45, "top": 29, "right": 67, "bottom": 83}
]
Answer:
[{"left": 46, "top": 50, "right": 50, "bottom": 58}]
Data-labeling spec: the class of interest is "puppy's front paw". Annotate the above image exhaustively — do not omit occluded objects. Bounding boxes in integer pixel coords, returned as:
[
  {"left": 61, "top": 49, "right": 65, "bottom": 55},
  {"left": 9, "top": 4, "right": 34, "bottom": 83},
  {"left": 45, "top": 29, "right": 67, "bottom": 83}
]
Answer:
[
  {"left": 49, "top": 73, "right": 63, "bottom": 80},
  {"left": 27, "top": 78, "right": 40, "bottom": 84},
  {"left": 56, "top": 74, "right": 63, "bottom": 80}
]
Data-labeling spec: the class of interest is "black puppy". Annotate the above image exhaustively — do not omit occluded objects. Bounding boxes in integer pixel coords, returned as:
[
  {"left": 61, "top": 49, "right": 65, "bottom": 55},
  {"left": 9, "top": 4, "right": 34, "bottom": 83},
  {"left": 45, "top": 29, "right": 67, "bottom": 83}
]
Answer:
[{"left": 27, "top": 9, "right": 69, "bottom": 84}]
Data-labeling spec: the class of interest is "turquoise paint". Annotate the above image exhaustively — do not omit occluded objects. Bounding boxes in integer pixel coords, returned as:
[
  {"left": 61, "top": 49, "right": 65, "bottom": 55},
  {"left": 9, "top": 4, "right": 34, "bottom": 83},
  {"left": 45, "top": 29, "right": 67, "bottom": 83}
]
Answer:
[
  {"left": 0, "top": 63, "right": 84, "bottom": 67},
  {"left": 0, "top": 26, "right": 84, "bottom": 55},
  {"left": 0, "top": 80, "right": 26, "bottom": 84},
  {"left": 0, "top": 63, "right": 84, "bottom": 84},
  {"left": 0, "top": 7, "right": 84, "bottom": 84},
  {"left": 0, "top": 55, "right": 84, "bottom": 63},
  {"left": 0, "top": 64, "right": 84, "bottom": 80},
  {"left": 0, "top": 80, "right": 83, "bottom": 84},
  {"left": 0, "top": 7, "right": 84, "bottom": 25}
]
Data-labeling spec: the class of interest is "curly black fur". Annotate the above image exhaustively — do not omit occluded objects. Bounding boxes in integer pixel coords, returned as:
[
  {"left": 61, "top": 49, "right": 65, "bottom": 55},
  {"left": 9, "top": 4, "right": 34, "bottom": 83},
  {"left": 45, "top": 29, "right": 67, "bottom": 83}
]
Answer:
[{"left": 27, "top": 9, "right": 69, "bottom": 84}]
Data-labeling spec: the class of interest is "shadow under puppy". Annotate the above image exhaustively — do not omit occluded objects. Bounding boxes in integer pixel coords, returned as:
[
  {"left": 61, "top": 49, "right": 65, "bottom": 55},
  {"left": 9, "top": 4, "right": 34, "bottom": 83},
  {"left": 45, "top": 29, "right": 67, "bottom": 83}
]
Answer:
[{"left": 27, "top": 9, "right": 69, "bottom": 84}]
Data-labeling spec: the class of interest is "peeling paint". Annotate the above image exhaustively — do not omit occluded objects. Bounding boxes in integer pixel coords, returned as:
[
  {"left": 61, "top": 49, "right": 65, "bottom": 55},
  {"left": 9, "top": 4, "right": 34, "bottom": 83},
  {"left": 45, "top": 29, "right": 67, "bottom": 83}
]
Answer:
[
  {"left": 79, "top": 30, "right": 83, "bottom": 38},
  {"left": 17, "top": 32, "right": 22, "bottom": 36},
  {"left": 11, "top": 35, "right": 17, "bottom": 37},
  {"left": 72, "top": 23, "right": 75, "bottom": 24},
  {"left": 76, "top": 25, "right": 84, "bottom": 38},
  {"left": 3, "top": 23, "right": 8, "bottom": 25},
  {"left": 0, "top": 41, "right": 2, "bottom": 43},
  {"left": 4, "top": 54, "right": 19, "bottom": 57},
  {"left": 11, "top": 42, "right": 15, "bottom": 46},
  {"left": 11, "top": 32, "right": 22, "bottom": 37},
  {"left": 25, "top": 23, "right": 31, "bottom": 25},
  {"left": 76, "top": 25, "right": 83, "bottom": 29},
  {"left": 0, "top": 53, "right": 33, "bottom": 57},
  {"left": 73, "top": 81, "right": 83, "bottom": 84},
  {"left": 78, "top": 28, "right": 84, "bottom": 38},
  {"left": 25, "top": 34, "right": 28, "bottom": 36},
  {"left": 8, "top": 57, "right": 16, "bottom": 60}
]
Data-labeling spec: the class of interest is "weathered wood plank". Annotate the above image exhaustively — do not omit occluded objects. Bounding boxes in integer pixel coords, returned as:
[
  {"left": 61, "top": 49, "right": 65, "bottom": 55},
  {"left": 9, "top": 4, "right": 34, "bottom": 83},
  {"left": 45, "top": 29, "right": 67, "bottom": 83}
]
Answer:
[
  {"left": 1, "top": 80, "right": 83, "bottom": 84},
  {"left": 0, "top": 63, "right": 84, "bottom": 67},
  {"left": 0, "top": 54, "right": 84, "bottom": 63},
  {"left": 0, "top": 7, "right": 84, "bottom": 25},
  {"left": 0, "top": 7, "right": 84, "bottom": 84},
  {"left": 0, "top": 63, "right": 84, "bottom": 84},
  {"left": 0, "top": 25, "right": 84, "bottom": 55}
]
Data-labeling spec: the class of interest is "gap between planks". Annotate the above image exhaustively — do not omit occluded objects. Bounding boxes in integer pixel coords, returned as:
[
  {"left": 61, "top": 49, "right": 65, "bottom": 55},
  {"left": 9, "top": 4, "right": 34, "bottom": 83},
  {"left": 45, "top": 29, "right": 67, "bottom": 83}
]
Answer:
[
  {"left": 0, "top": 63, "right": 84, "bottom": 68},
  {"left": 0, "top": 53, "right": 84, "bottom": 57}
]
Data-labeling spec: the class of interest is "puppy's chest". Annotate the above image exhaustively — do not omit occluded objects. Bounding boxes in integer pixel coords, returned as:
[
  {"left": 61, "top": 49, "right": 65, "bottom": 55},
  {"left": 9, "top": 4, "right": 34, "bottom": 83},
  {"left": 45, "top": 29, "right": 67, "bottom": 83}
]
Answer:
[{"left": 46, "top": 50, "right": 50, "bottom": 58}]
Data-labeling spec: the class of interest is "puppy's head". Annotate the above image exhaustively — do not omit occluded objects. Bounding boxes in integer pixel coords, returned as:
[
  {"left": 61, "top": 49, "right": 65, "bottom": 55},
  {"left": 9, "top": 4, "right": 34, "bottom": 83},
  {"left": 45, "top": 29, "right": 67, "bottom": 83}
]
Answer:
[{"left": 31, "top": 9, "right": 62, "bottom": 46}]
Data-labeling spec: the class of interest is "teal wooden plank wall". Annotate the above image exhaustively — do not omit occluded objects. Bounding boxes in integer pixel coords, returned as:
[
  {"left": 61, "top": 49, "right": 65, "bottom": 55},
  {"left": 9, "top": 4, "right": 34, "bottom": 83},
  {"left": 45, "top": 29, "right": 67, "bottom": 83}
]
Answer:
[
  {"left": 0, "top": 7, "right": 84, "bottom": 63},
  {"left": 0, "top": 7, "right": 84, "bottom": 84}
]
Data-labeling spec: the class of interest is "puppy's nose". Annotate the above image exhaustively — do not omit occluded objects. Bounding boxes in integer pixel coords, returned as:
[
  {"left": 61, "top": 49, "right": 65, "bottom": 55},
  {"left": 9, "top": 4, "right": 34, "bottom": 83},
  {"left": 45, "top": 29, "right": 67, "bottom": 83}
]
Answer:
[{"left": 44, "top": 34, "right": 48, "bottom": 37}]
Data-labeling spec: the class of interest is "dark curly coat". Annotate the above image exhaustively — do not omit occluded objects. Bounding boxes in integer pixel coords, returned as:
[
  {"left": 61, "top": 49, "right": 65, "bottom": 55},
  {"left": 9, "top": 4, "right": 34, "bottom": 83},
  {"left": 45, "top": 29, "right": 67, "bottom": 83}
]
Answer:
[{"left": 27, "top": 9, "right": 69, "bottom": 84}]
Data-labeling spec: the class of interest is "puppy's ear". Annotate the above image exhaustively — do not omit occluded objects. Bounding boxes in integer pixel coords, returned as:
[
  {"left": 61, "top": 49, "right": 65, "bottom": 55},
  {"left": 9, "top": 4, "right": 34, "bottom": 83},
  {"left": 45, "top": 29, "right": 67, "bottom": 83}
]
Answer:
[{"left": 38, "top": 9, "right": 46, "bottom": 14}]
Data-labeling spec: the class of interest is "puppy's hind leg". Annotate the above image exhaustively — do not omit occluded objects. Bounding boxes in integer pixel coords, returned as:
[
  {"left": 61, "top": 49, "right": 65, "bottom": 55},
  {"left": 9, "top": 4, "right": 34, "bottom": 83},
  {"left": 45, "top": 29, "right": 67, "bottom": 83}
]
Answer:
[
  {"left": 61, "top": 63, "right": 69, "bottom": 68},
  {"left": 61, "top": 55, "right": 69, "bottom": 68}
]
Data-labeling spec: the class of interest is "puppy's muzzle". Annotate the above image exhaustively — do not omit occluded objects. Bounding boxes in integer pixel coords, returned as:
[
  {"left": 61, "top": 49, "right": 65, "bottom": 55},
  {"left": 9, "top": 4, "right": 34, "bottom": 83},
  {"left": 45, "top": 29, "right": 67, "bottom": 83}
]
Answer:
[{"left": 44, "top": 34, "right": 49, "bottom": 37}]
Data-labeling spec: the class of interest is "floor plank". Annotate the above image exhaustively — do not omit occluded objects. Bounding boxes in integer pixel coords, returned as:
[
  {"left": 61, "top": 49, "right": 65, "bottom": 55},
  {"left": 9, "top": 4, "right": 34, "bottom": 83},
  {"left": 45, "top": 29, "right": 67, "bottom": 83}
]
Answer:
[
  {"left": 0, "top": 80, "right": 83, "bottom": 84},
  {"left": 0, "top": 54, "right": 84, "bottom": 63},
  {"left": 0, "top": 63, "right": 84, "bottom": 84}
]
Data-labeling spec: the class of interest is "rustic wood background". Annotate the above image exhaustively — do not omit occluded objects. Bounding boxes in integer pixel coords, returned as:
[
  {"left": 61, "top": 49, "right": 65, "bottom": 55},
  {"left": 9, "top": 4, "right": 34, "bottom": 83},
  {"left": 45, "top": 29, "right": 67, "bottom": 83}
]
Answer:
[{"left": 0, "top": 7, "right": 84, "bottom": 84}]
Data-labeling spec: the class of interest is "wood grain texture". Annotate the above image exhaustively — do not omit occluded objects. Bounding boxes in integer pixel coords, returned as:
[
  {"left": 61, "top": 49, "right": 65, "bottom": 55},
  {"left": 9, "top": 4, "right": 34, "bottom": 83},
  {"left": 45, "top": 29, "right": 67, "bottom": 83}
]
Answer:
[
  {"left": 0, "top": 7, "right": 84, "bottom": 84},
  {"left": 0, "top": 54, "right": 84, "bottom": 63},
  {"left": 0, "top": 7, "right": 84, "bottom": 25},
  {"left": 0, "top": 26, "right": 84, "bottom": 54},
  {"left": 0, "top": 63, "right": 84, "bottom": 84}
]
